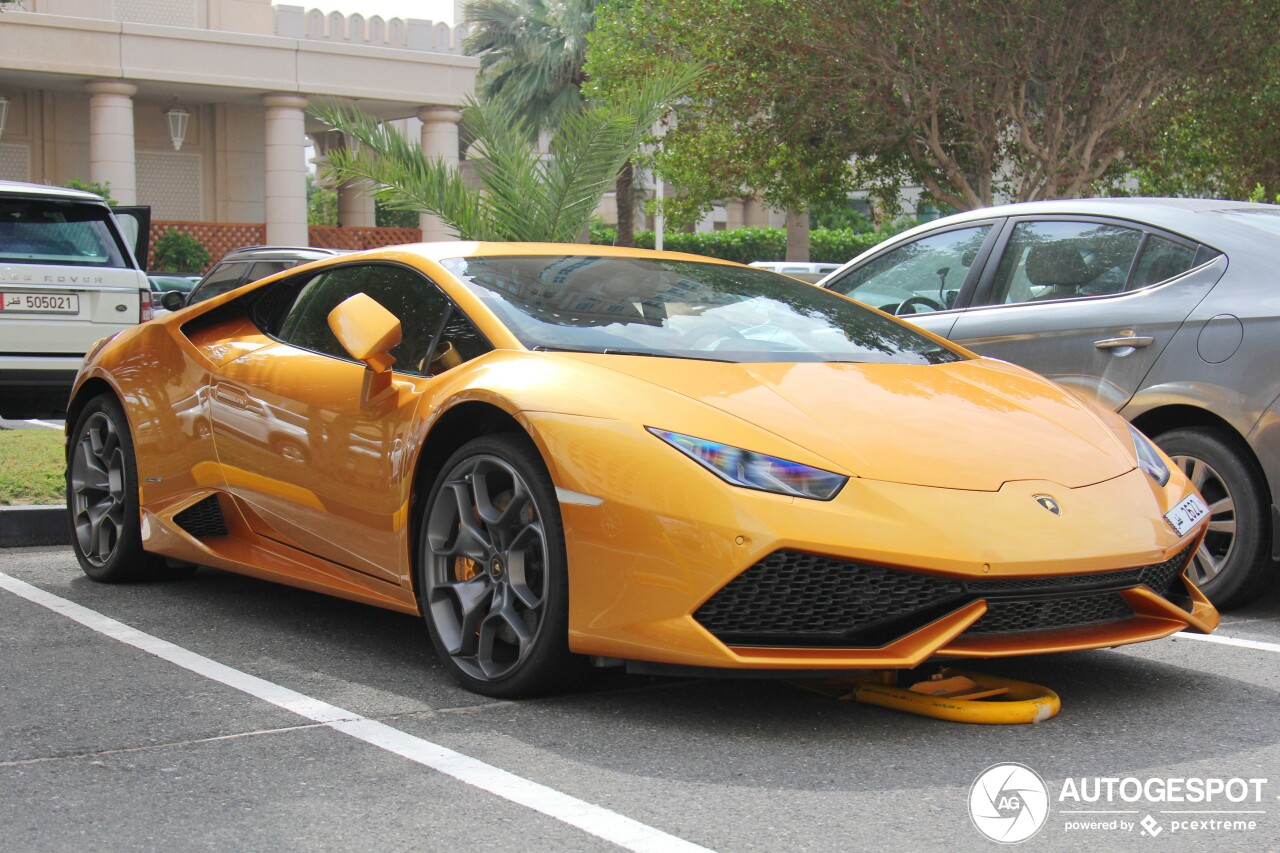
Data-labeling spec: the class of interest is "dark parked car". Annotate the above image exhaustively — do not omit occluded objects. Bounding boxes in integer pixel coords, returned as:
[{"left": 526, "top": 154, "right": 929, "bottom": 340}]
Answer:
[
  {"left": 822, "top": 198, "right": 1280, "bottom": 609},
  {"left": 161, "top": 246, "right": 348, "bottom": 311}
]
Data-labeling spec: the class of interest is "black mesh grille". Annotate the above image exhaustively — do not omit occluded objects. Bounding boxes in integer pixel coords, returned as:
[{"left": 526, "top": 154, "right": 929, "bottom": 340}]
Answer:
[
  {"left": 967, "top": 593, "right": 1134, "bottom": 635},
  {"left": 173, "top": 495, "right": 228, "bottom": 539},
  {"left": 695, "top": 545, "right": 1195, "bottom": 648},
  {"left": 693, "top": 552, "right": 965, "bottom": 646}
]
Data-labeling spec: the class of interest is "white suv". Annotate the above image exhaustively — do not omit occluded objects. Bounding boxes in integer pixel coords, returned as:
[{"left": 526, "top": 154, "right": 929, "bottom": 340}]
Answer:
[{"left": 0, "top": 181, "right": 152, "bottom": 419}]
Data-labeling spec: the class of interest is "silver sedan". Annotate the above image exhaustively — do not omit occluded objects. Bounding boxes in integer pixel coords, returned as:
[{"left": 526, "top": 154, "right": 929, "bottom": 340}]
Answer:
[{"left": 822, "top": 198, "right": 1280, "bottom": 609}]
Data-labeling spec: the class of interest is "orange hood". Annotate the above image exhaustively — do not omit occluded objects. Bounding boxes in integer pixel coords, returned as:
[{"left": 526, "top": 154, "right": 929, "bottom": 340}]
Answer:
[{"left": 558, "top": 354, "right": 1135, "bottom": 492}]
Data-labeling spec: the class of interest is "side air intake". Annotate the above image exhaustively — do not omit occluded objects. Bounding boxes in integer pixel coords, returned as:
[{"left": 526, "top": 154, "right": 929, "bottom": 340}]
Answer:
[{"left": 173, "top": 495, "right": 229, "bottom": 539}]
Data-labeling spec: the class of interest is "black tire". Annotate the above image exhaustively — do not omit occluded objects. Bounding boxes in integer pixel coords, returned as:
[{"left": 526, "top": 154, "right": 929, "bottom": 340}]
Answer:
[
  {"left": 66, "top": 395, "right": 172, "bottom": 582},
  {"left": 1154, "top": 427, "right": 1273, "bottom": 610},
  {"left": 417, "top": 434, "right": 587, "bottom": 698}
]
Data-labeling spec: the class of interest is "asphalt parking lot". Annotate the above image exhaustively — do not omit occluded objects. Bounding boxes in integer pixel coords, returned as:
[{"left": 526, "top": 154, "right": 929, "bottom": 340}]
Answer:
[{"left": 2, "top": 545, "right": 1279, "bottom": 852}]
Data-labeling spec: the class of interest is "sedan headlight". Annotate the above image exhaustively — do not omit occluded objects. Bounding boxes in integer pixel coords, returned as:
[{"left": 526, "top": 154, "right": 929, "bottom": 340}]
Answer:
[
  {"left": 648, "top": 428, "right": 847, "bottom": 500},
  {"left": 1129, "top": 425, "right": 1171, "bottom": 487}
]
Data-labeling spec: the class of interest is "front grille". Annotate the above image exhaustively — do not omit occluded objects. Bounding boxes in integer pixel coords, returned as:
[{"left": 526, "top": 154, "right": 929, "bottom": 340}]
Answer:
[
  {"left": 696, "top": 545, "right": 1194, "bottom": 648},
  {"left": 173, "top": 495, "right": 228, "bottom": 538},
  {"left": 967, "top": 593, "right": 1134, "bottom": 634},
  {"left": 694, "top": 551, "right": 965, "bottom": 647}
]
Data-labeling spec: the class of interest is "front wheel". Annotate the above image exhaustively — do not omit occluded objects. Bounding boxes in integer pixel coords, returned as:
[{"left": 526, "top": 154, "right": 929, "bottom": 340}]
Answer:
[
  {"left": 418, "top": 434, "right": 586, "bottom": 697},
  {"left": 1155, "top": 427, "right": 1273, "bottom": 610}
]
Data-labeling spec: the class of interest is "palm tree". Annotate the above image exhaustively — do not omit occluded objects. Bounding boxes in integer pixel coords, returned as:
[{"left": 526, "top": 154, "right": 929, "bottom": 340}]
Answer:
[
  {"left": 464, "top": 0, "right": 595, "bottom": 134},
  {"left": 463, "top": 0, "right": 642, "bottom": 247},
  {"left": 311, "top": 68, "right": 695, "bottom": 243}
]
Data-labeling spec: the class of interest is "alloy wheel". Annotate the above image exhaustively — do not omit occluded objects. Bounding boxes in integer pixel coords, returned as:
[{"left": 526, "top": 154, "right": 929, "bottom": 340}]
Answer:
[
  {"left": 1171, "top": 453, "right": 1236, "bottom": 586},
  {"left": 424, "top": 455, "right": 550, "bottom": 682},
  {"left": 70, "top": 412, "right": 127, "bottom": 568}
]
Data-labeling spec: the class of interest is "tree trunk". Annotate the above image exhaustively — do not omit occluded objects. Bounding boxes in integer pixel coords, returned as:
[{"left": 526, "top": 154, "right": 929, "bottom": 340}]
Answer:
[
  {"left": 785, "top": 208, "right": 810, "bottom": 261},
  {"left": 615, "top": 159, "right": 635, "bottom": 247}
]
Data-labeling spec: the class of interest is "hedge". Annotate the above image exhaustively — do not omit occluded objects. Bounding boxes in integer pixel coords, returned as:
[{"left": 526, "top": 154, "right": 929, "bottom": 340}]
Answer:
[{"left": 589, "top": 224, "right": 896, "bottom": 264}]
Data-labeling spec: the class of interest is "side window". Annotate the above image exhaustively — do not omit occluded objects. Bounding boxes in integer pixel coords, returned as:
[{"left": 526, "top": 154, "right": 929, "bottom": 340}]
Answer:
[
  {"left": 277, "top": 263, "right": 455, "bottom": 375},
  {"left": 1130, "top": 236, "right": 1198, "bottom": 289},
  {"left": 188, "top": 263, "right": 247, "bottom": 305},
  {"left": 988, "top": 221, "right": 1142, "bottom": 305},
  {"left": 826, "top": 225, "right": 991, "bottom": 315},
  {"left": 246, "top": 260, "right": 296, "bottom": 283},
  {"left": 427, "top": 308, "right": 493, "bottom": 374}
]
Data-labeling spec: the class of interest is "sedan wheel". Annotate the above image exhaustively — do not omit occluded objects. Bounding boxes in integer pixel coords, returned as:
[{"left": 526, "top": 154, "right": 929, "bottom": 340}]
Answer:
[
  {"left": 420, "top": 435, "right": 585, "bottom": 697},
  {"left": 1156, "top": 427, "right": 1272, "bottom": 610}
]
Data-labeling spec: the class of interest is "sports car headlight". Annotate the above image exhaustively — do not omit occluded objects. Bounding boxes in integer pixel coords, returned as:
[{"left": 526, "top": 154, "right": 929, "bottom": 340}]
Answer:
[
  {"left": 647, "top": 428, "right": 847, "bottom": 500},
  {"left": 1129, "top": 425, "right": 1171, "bottom": 487}
]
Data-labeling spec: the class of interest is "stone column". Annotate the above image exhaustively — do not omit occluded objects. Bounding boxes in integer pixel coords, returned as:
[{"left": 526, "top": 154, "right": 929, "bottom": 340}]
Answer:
[
  {"left": 86, "top": 81, "right": 138, "bottom": 205},
  {"left": 417, "top": 106, "right": 462, "bottom": 241},
  {"left": 261, "top": 93, "right": 310, "bottom": 246},
  {"left": 337, "top": 179, "right": 376, "bottom": 228}
]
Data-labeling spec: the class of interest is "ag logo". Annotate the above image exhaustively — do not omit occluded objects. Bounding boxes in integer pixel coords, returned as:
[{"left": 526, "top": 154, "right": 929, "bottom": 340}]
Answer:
[
  {"left": 1033, "top": 494, "right": 1061, "bottom": 516},
  {"left": 969, "top": 762, "right": 1049, "bottom": 843}
]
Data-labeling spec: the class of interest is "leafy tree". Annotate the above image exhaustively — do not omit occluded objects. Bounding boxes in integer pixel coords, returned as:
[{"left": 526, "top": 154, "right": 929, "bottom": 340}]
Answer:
[
  {"left": 65, "top": 178, "right": 117, "bottom": 207},
  {"left": 311, "top": 68, "right": 696, "bottom": 242},
  {"left": 151, "top": 228, "right": 211, "bottom": 273},
  {"left": 306, "top": 178, "right": 338, "bottom": 226},
  {"left": 588, "top": 0, "right": 1278, "bottom": 214}
]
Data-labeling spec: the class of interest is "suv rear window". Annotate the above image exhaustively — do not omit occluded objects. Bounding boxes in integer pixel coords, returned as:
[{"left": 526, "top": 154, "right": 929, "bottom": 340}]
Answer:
[{"left": 0, "top": 198, "right": 129, "bottom": 267}]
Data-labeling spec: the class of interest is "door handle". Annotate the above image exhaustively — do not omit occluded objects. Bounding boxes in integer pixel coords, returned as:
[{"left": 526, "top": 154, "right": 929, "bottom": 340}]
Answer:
[
  {"left": 1094, "top": 335, "right": 1154, "bottom": 350},
  {"left": 214, "top": 383, "right": 250, "bottom": 409}
]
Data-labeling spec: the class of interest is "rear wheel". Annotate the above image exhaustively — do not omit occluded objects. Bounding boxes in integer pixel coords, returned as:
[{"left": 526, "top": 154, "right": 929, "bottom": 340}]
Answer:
[
  {"left": 67, "top": 395, "right": 170, "bottom": 582},
  {"left": 418, "top": 434, "right": 587, "bottom": 697},
  {"left": 1155, "top": 427, "right": 1273, "bottom": 610}
]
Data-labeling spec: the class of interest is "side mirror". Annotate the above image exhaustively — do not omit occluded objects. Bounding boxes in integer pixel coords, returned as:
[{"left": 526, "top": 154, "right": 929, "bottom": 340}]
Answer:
[
  {"left": 160, "top": 291, "right": 186, "bottom": 312},
  {"left": 328, "top": 293, "right": 402, "bottom": 404},
  {"left": 328, "top": 293, "right": 402, "bottom": 371}
]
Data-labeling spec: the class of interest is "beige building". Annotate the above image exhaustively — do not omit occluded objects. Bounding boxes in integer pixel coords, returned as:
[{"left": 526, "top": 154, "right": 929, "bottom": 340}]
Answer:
[{"left": 0, "top": 0, "right": 477, "bottom": 243}]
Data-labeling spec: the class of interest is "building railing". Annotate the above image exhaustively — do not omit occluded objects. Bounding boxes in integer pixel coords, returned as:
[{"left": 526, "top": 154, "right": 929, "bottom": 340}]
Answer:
[
  {"left": 148, "top": 221, "right": 424, "bottom": 272},
  {"left": 273, "top": 6, "right": 473, "bottom": 54}
]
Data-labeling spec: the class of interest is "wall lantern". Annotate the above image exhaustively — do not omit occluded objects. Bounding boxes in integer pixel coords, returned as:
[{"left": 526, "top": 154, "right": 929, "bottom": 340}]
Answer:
[
  {"left": 0, "top": 97, "right": 9, "bottom": 140},
  {"left": 166, "top": 106, "right": 189, "bottom": 151}
]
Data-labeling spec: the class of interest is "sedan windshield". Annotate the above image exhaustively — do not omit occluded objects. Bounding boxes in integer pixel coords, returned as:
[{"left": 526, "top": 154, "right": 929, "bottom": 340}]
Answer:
[{"left": 442, "top": 255, "right": 963, "bottom": 365}]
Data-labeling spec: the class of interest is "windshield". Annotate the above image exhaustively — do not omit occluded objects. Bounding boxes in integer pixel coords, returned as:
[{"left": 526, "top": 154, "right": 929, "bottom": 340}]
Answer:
[
  {"left": 0, "top": 198, "right": 130, "bottom": 267},
  {"left": 442, "top": 255, "right": 964, "bottom": 365}
]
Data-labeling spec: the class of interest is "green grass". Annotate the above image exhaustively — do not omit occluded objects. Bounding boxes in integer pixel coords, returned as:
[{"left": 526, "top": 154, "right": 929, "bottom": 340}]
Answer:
[{"left": 0, "top": 428, "right": 65, "bottom": 506}]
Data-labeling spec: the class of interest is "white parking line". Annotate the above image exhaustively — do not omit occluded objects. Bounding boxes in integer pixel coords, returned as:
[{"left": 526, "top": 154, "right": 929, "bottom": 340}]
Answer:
[
  {"left": 23, "top": 419, "right": 63, "bottom": 430},
  {"left": 1176, "top": 630, "right": 1280, "bottom": 654},
  {"left": 0, "top": 571, "right": 714, "bottom": 853}
]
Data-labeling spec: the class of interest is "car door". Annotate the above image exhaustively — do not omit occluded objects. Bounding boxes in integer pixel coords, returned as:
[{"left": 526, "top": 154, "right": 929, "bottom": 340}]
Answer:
[
  {"left": 209, "top": 262, "right": 460, "bottom": 582},
  {"left": 947, "top": 217, "right": 1226, "bottom": 411},
  {"left": 823, "top": 221, "right": 1001, "bottom": 340}
]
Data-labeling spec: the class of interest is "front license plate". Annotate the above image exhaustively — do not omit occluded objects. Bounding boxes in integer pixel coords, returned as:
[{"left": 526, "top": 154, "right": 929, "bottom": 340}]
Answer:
[
  {"left": 0, "top": 292, "right": 80, "bottom": 314},
  {"left": 1164, "top": 493, "right": 1209, "bottom": 537}
]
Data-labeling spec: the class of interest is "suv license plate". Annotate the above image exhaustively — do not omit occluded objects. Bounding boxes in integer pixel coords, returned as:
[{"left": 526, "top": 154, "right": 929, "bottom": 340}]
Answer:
[
  {"left": 1, "top": 292, "right": 80, "bottom": 314},
  {"left": 1164, "top": 493, "right": 1209, "bottom": 537}
]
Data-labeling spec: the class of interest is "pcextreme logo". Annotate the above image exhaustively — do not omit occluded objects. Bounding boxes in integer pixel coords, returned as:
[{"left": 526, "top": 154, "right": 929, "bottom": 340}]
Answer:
[{"left": 968, "top": 763, "right": 1271, "bottom": 843}]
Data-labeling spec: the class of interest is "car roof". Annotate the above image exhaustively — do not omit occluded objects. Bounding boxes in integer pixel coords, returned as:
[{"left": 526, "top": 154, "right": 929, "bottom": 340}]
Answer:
[
  {"left": 0, "top": 180, "right": 110, "bottom": 203},
  {"left": 216, "top": 245, "right": 352, "bottom": 261},
  {"left": 889, "top": 197, "right": 1280, "bottom": 255},
  {"left": 334, "top": 241, "right": 744, "bottom": 268}
]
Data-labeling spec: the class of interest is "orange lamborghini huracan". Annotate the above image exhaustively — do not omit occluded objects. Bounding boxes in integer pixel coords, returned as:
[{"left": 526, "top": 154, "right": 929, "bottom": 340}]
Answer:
[{"left": 65, "top": 243, "right": 1218, "bottom": 697}]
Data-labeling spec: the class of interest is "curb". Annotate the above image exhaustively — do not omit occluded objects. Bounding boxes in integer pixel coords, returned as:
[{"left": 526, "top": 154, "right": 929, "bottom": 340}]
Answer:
[{"left": 0, "top": 505, "right": 68, "bottom": 548}]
